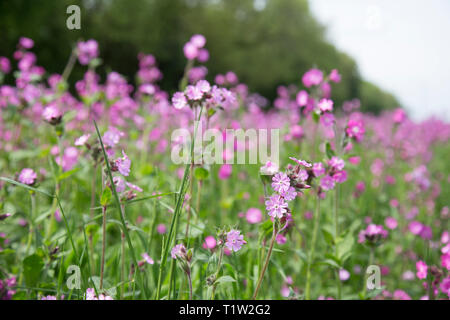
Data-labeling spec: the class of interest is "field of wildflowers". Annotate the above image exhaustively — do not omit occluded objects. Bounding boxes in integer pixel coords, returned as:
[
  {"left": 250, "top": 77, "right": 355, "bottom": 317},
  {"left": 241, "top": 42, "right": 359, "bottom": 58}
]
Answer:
[{"left": 0, "top": 35, "right": 449, "bottom": 301}]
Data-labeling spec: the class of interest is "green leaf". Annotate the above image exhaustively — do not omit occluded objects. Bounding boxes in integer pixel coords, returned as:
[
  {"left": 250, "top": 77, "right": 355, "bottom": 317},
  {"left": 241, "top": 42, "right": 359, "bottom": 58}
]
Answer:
[
  {"left": 23, "top": 254, "right": 44, "bottom": 287},
  {"left": 337, "top": 232, "right": 354, "bottom": 262},
  {"left": 194, "top": 167, "right": 209, "bottom": 180},
  {"left": 215, "top": 275, "right": 236, "bottom": 284},
  {"left": 58, "top": 167, "right": 80, "bottom": 181},
  {"left": 320, "top": 258, "right": 341, "bottom": 269},
  {"left": 100, "top": 187, "right": 112, "bottom": 207},
  {"left": 326, "top": 142, "right": 335, "bottom": 159}
]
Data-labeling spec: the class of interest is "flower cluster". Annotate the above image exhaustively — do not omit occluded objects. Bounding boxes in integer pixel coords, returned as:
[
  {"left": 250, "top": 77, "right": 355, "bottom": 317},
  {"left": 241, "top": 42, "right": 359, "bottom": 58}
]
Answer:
[{"left": 358, "top": 224, "right": 389, "bottom": 245}]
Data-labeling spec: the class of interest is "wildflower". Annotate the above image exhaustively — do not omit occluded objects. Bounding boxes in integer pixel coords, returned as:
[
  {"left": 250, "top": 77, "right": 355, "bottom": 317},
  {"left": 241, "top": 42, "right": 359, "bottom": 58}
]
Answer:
[
  {"left": 393, "top": 290, "right": 411, "bottom": 300},
  {"left": 85, "top": 288, "right": 113, "bottom": 300},
  {"left": 115, "top": 150, "right": 131, "bottom": 176},
  {"left": 245, "top": 208, "right": 262, "bottom": 224},
  {"left": 332, "top": 170, "right": 347, "bottom": 183},
  {"left": 172, "top": 92, "right": 188, "bottom": 109},
  {"left": 225, "top": 229, "right": 246, "bottom": 252},
  {"left": 441, "top": 253, "right": 450, "bottom": 270},
  {"left": 297, "top": 169, "right": 309, "bottom": 181},
  {"left": 440, "top": 277, "right": 450, "bottom": 298},
  {"left": 19, "top": 37, "right": 34, "bottom": 49},
  {"left": 318, "top": 99, "right": 333, "bottom": 113},
  {"left": 385, "top": 217, "right": 398, "bottom": 230},
  {"left": 113, "top": 176, "right": 126, "bottom": 193},
  {"left": 0, "top": 57, "right": 11, "bottom": 74},
  {"left": 171, "top": 243, "right": 187, "bottom": 259},
  {"left": 103, "top": 127, "right": 124, "bottom": 147},
  {"left": 18, "top": 168, "right": 37, "bottom": 185},
  {"left": 141, "top": 253, "right": 154, "bottom": 265},
  {"left": 203, "top": 236, "right": 217, "bottom": 250},
  {"left": 271, "top": 172, "right": 290, "bottom": 194},
  {"left": 346, "top": 120, "right": 365, "bottom": 142},
  {"left": 302, "top": 68, "right": 323, "bottom": 87},
  {"left": 408, "top": 221, "right": 423, "bottom": 235},
  {"left": 74, "top": 134, "right": 90, "bottom": 146},
  {"left": 218, "top": 164, "right": 232, "bottom": 180},
  {"left": 276, "top": 234, "right": 287, "bottom": 245},
  {"left": 358, "top": 224, "right": 388, "bottom": 244},
  {"left": 339, "top": 269, "right": 350, "bottom": 281},
  {"left": 289, "top": 157, "right": 312, "bottom": 167},
  {"left": 190, "top": 34, "right": 206, "bottom": 48},
  {"left": 41, "top": 295, "right": 57, "bottom": 300},
  {"left": 312, "top": 162, "right": 325, "bottom": 177},
  {"left": 281, "top": 187, "right": 297, "bottom": 202},
  {"left": 260, "top": 161, "right": 279, "bottom": 175},
  {"left": 328, "top": 156, "right": 345, "bottom": 171},
  {"left": 319, "top": 175, "right": 335, "bottom": 191},
  {"left": 42, "top": 105, "right": 62, "bottom": 125},
  {"left": 185, "top": 84, "right": 203, "bottom": 100},
  {"left": 265, "top": 195, "right": 288, "bottom": 219},
  {"left": 393, "top": 108, "right": 406, "bottom": 123},
  {"left": 329, "top": 69, "right": 341, "bottom": 83},
  {"left": 296, "top": 90, "right": 308, "bottom": 107},
  {"left": 416, "top": 261, "right": 428, "bottom": 279},
  {"left": 155, "top": 224, "right": 166, "bottom": 235},
  {"left": 196, "top": 79, "right": 211, "bottom": 93},
  {"left": 77, "top": 40, "right": 99, "bottom": 65}
]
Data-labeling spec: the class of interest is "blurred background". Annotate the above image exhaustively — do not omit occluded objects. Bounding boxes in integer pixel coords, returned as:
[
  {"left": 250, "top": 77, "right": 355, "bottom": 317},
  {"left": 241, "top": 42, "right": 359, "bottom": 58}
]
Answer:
[{"left": 2, "top": 0, "right": 446, "bottom": 118}]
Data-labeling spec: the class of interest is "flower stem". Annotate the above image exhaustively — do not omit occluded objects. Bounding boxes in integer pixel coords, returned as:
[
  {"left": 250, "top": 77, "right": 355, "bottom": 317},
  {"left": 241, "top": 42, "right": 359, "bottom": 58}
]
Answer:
[
  {"left": 252, "top": 219, "right": 277, "bottom": 300},
  {"left": 187, "top": 272, "right": 193, "bottom": 300},
  {"left": 305, "top": 195, "right": 321, "bottom": 300},
  {"left": 100, "top": 205, "right": 107, "bottom": 290},
  {"left": 210, "top": 246, "right": 225, "bottom": 300},
  {"left": 334, "top": 184, "right": 342, "bottom": 299}
]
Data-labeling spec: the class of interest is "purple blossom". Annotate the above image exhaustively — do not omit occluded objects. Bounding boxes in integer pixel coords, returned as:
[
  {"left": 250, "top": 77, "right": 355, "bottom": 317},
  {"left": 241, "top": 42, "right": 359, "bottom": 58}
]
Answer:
[
  {"left": 171, "top": 243, "right": 187, "bottom": 259},
  {"left": 18, "top": 168, "right": 37, "bottom": 185},
  {"left": 225, "top": 229, "right": 246, "bottom": 252},
  {"left": 320, "top": 175, "right": 335, "bottom": 191},
  {"left": 271, "top": 172, "right": 290, "bottom": 193},
  {"left": 172, "top": 92, "right": 187, "bottom": 110},
  {"left": 116, "top": 150, "right": 131, "bottom": 176},
  {"left": 265, "top": 195, "right": 288, "bottom": 218}
]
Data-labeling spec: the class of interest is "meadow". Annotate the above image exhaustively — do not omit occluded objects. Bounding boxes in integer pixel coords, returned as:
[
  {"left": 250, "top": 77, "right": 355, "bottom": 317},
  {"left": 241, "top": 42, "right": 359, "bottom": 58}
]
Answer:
[{"left": 0, "top": 35, "right": 449, "bottom": 300}]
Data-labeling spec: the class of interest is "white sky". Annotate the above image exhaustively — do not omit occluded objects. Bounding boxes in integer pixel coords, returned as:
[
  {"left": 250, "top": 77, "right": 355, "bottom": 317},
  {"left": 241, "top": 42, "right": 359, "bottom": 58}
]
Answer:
[{"left": 309, "top": 0, "right": 450, "bottom": 121}]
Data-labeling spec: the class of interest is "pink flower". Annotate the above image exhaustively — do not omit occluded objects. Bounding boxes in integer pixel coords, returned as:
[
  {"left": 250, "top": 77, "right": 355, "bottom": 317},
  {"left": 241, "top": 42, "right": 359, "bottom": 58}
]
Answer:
[
  {"left": 156, "top": 224, "right": 167, "bottom": 234},
  {"left": 393, "top": 289, "right": 411, "bottom": 300},
  {"left": 0, "top": 57, "right": 11, "bottom": 74},
  {"left": 103, "top": 127, "right": 124, "bottom": 147},
  {"left": 260, "top": 161, "right": 279, "bottom": 175},
  {"left": 218, "top": 164, "right": 232, "bottom": 180},
  {"left": 393, "top": 108, "right": 406, "bottom": 123},
  {"left": 339, "top": 269, "right": 350, "bottom": 281},
  {"left": 272, "top": 172, "right": 290, "bottom": 194},
  {"left": 346, "top": 120, "right": 365, "bottom": 142},
  {"left": 246, "top": 208, "right": 262, "bottom": 224},
  {"left": 77, "top": 40, "right": 98, "bottom": 65},
  {"left": 416, "top": 261, "right": 428, "bottom": 279},
  {"left": 74, "top": 134, "right": 90, "bottom": 146},
  {"left": 172, "top": 92, "right": 188, "bottom": 109},
  {"left": 126, "top": 182, "right": 142, "bottom": 193},
  {"left": 281, "top": 187, "right": 297, "bottom": 202},
  {"left": 116, "top": 150, "right": 131, "bottom": 176},
  {"left": 328, "top": 156, "right": 345, "bottom": 171},
  {"left": 329, "top": 69, "right": 341, "bottom": 83},
  {"left": 19, "top": 37, "right": 34, "bottom": 49},
  {"left": 302, "top": 68, "right": 323, "bottom": 87},
  {"left": 358, "top": 224, "right": 388, "bottom": 244},
  {"left": 296, "top": 90, "right": 308, "bottom": 106},
  {"left": 54, "top": 210, "right": 62, "bottom": 222},
  {"left": 318, "top": 98, "right": 333, "bottom": 113},
  {"left": 320, "top": 175, "right": 335, "bottom": 191},
  {"left": 332, "top": 170, "right": 347, "bottom": 183},
  {"left": 265, "top": 195, "right": 288, "bottom": 218},
  {"left": 113, "top": 176, "right": 126, "bottom": 193},
  {"left": 171, "top": 243, "right": 187, "bottom": 259},
  {"left": 441, "top": 253, "right": 450, "bottom": 270},
  {"left": 197, "top": 48, "right": 209, "bottom": 63},
  {"left": 312, "top": 162, "right": 325, "bottom": 177},
  {"left": 225, "top": 229, "right": 246, "bottom": 252},
  {"left": 18, "top": 168, "right": 37, "bottom": 185},
  {"left": 183, "top": 42, "right": 199, "bottom": 60},
  {"left": 42, "top": 105, "right": 62, "bottom": 125},
  {"left": 203, "top": 236, "right": 217, "bottom": 249},
  {"left": 185, "top": 85, "right": 203, "bottom": 100},
  {"left": 440, "top": 277, "right": 450, "bottom": 298},
  {"left": 289, "top": 157, "right": 312, "bottom": 167},
  {"left": 141, "top": 253, "right": 154, "bottom": 265},
  {"left": 408, "top": 221, "right": 423, "bottom": 235},
  {"left": 190, "top": 34, "right": 206, "bottom": 48},
  {"left": 276, "top": 234, "right": 287, "bottom": 245},
  {"left": 385, "top": 217, "right": 398, "bottom": 230},
  {"left": 196, "top": 79, "right": 211, "bottom": 93}
]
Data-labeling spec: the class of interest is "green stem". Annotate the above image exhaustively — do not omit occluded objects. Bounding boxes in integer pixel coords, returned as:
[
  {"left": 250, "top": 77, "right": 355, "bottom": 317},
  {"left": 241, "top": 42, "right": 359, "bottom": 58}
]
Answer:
[
  {"left": 252, "top": 219, "right": 277, "bottom": 300},
  {"left": 211, "top": 246, "right": 225, "bottom": 300},
  {"left": 100, "top": 205, "right": 107, "bottom": 290},
  {"left": 334, "top": 184, "right": 342, "bottom": 299},
  {"left": 305, "top": 195, "right": 321, "bottom": 300}
]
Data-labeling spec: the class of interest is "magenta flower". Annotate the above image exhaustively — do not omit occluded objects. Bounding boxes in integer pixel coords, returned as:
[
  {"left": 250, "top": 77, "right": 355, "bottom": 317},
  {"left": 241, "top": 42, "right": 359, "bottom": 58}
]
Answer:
[
  {"left": 19, "top": 37, "right": 34, "bottom": 49},
  {"left": 196, "top": 79, "right": 211, "bottom": 93},
  {"left": 265, "top": 195, "right": 288, "bottom": 218},
  {"left": 18, "top": 168, "right": 37, "bottom": 185},
  {"left": 185, "top": 85, "right": 203, "bottom": 100},
  {"left": 328, "top": 156, "right": 345, "bottom": 171},
  {"left": 190, "top": 34, "right": 206, "bottom": 48},
  {"left": 103, "top": 127, "right": 124, "bottom": 147},
  {"left": 218, "top": 164, "right": 232, "bottom": 180},
  {"left": 246, "top": 208, "right": 262, "bottom": 224},
  {"left": 385, "top": 217, "right": 398, "bottom": 230},
  {"left": 203, "top": 236, "right": 217, "bottom": 250},
  {"left": 260, "top": 161, "right": 279, "bottom": 175},
  {"left": 358, "top": 224, "right": 388, "bottom": 244},
  {"left": 346, "top": 120, "right": 365, "bottom": 142},
  {"left": 289, "top": 157, "right": 312, "bottom": 167},
  {"left": 312, "top": 162, "right": 325, "bottom": 177},
  {"left": 329, "top": 69, "right": 341, "bottom": 83},
  {"left": 408, "top": 221, "right": 424, "bottom": 235},
  {"left": 42, "top": 105, "right": 62, "bottom": 125},
  {"left": 171, "top": 243, "right": 186, "bottom": 259},
  {"left": 116, "top": 150, "right": 131, "bottom": 176},
  {"left": 77, "top": 40, "right": 99, "bottom": 65},
  {"left": 416, "top": 261, "right": 428, "bottom": 279},
  {"left": 318, "top": 98, "right": 333, "bottom": 113},
  {"left": 332, "top": 170, "right": 347, "bottom": 183},
  {"left": 141, "top": 253, "right": 154, "bottom": 265},
  {"left": 320, "top": 175, "right": 335, "bottom": 191},
  {"left": 172, "top": 92, "right": 187, "bottom": 110},
  {"left": 339, "top": 269, "right": 350, "bottom": 281},
  {"left": 441, "top": 253, "right": 450, "bottom": 270},
  {"left": 74, "top": 134, "right": 90, "bottom": 146},
  {"left": 281, "top": 187, "right": 297, "bottom": 202},
  {"left": 113, "top": 176, "right": 126, "bottom": 193},
  {"left": 296, "top": 90, "right": 308, "bottom": 107},
  {"left": 271, "top": 172, "right": 290, "bottom": 194},
  {"left": 0, "top": 57, "right": 11, "bottom": 74},
  {"left": 302, "top": 68, "right": 323, "bottom": 87},
  {"left": 126, "top": 182, "right": 142, "bottom": 193},
  {"left": 225, "top": 229, "right": 246, "bottom": 252},
  {"left": 183, "top": 42, "right": 199, "bottom": 60},
  {"left": 156, "top": 223, "right": 167, "bottom": 234}
]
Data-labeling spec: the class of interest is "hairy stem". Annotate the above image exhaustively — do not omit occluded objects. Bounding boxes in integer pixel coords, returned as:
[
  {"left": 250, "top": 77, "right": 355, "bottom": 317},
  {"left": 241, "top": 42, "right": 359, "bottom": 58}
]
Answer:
[{"left": 305, "top": 196, "right": 321, "bottom": 300}]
